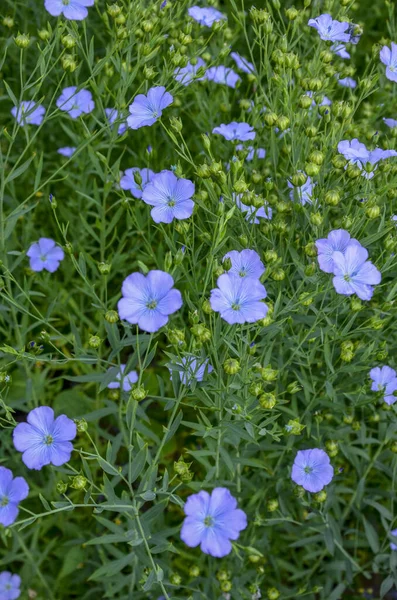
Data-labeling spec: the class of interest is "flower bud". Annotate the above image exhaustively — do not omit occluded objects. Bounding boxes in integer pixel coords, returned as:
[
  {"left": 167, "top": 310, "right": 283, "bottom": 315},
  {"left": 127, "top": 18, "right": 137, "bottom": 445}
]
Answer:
[
  {"left": 325, "top": 190, "right": 340, "bottom": 206},
  {"left": 267, "top": 498, "right": 279, "bottom": 512},
  {"left": 196, "top": 164, "right": 211, "bottom": 178},
  {"left": 88, "top": 335, "right": 102, "bottom": 349},
  {"left": 57, "top": 481, "right": 68, "bottom": 494},
  {"left": 61, "top": 34, "right": 76, "bottom": 48},
  {"left": 264, "top": 112, "right": 278, "bottom": 127},
  {"left": 259, "top": 392, "right": 276, "bottom": 409},
  {"left": 346, "top": 164, "right": 362, "bottom": 179},
  {"left": 170, "top": 116, "right": 182, "bottom": 133},
  {"left": 38, "top": 29, "right": 51, "bottom": 41},
  {"left": 287, "top": 381, "right": 302, "bottom": 394},
  {"left": 14, "top": 33, "right": 30, "bottom": 48},
  {"left": 309, "top": 150, "right": 324, "bottom": 166},
  {"left": 341, "top": 340, "right": 355, "bottom": 362},
  {"left": 3, "top": 16, "right": 14, "bottom": 28},
  {"left": 267, "top": 588, "right": 280, "bottom": 600},
  {"left": 285, "top": 418, "right": 305, "bottom": 435},
  {"left": 277, "top": 116, "right": 290, "bottom": 131},
  {"left": 305, "top": 126, "right": 317, "bottom": 138},
  {"left": 264, "top": 249, "right": 278, "bottom": 263},
  {"left": 189, "top": 565, "right": 200, "bottom": 578},
  {"left": 130, "top": 385, "right": 147, "bottom": 401},
  {"left": 0, "top": 372, "right": 11, "bottom": 385},
  {"left": 167, "top": 329, "right": 185, "bottom": 347},
  {"left": 293, "top": 485, "right": 305, "bottom": 498},
  {"left": 216, "top": 569, "right": 230, "bottom": 581},
  {"left": 299, "top": 292, "right": 313, "bottom": 306},
  {"left": 169, "top": 574, "right": 181, "bottom": 586},
  {"left": 249, "top": 381, "right": 263, "bottom": 397},
  {"left": 325, "top": 440, "right": 338, "bottom": 457},
  {"left": 250, "top": 8, "right": 271, "bottom": 23},
  {"left": 310, "top": 212, "right": 323, "bottom": 226},
  {"left": 271, "top": 267, "right": 286, "bottom": 281},
  {"left": 98, "top": 262, "right": 111, "bottom": 275},
  {"left": 313, "top": 490, "right": 327, "bottom": 503},
  {"left": 366, "top": 205, "right": 380, "bottom": 219},
  {"left": 191, "top": 324, "right": 211, "bottom": 343},
  {"left": 305, "top": 162, "right": 321, "bottom": 176},
  {"left": 259, "top": 366, "right": 278, "bottom": 381},
  {"left": 224, "top": 358, "right": 240, "bottom": 375},
  {"left": 234, "top": 179, "right": 249, "bottom": 194},
  {"left": 220, "top": 581, "right": 232, "bottom": 593},
  {"left": 320, "top": 50, "right": 334, "bottom": 63},
  {"left": 71, "top": 475, "right": 87, "bottom": 490},
  {"left": 62, "top": 54, "right": 78, "bottom": 72},
  {"left": 299, "top": 94, "right": 313, "bottom": 109},
  {"left": 105, "top": 310, "right": 119, "bottom": 323},
  {"left": 143, "top": 65, "right": 157, "bottom": 80},
  {"left": 285, "top": 6, "right": 298, "bottom": 20},
  {"left": 107, "top": 3, "right": 122, "bottom": 17},
  {"left": 291, "top": 172, "right": 307, "bottom": 187}
]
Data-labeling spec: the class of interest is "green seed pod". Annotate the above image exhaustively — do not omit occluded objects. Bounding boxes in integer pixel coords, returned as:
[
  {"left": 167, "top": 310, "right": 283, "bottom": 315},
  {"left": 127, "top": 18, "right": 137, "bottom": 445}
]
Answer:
[
  {"left": 88, "top": 335, "right": 102, "bottom": 349},
  {"left": 259, "top": 392, "right": 276, "bottom": 409},
  {"left": 325, "top": 190, "right": 340, "bottom": 206},
  {"left": 267, "top": 587, "right": 280, "bottom": 600},
  {"left": 105, "top": 310, "right": 119, "bottom": 323},
  {"left": 313, "top": 490, "right": 327, "bottom": 503},
  {"left": 285, "top": 6, "right": 298, "bottom": 20},
  {"left": 3, "top": 16, "right": 14, "bottom": 28},
  {"left": 267, "top": 498, "right": 279, "bottom": 512},
  {"left": 264, "top": 112, "right": 278, "bottom": 127},
  {"left": 305, "top": 126, "right": 318, "bottom": 138},
  {"left": 271, "top": 268, "right": 286, "bottom": 281},
  {"left": 264, "top": 250, "right": 278, "bottom": 263},
  {"left": 277, "top": 116, "right": 290, "bottom": 131},
  {"left": 71, "top": 475, "right": 87, "bottom": 490},
  {"left": 130, "top": 386, "right": 147, "bottom": 401},
  {"left": 98, "top": 262, "right": 111, "bottom": 275},
  {"left": 299, "top": 94, "right": 313, "bottom": 109},
  {"left": 325, "top": 440, "right": 338, "bottom": 457},
  {"left": 291, "top": 172, "right": 308, "bottom": 187},
  {"left": 223, "top": 358, "right": 240, "bottom": 375},
  {"left": 305, "top": 162, "right": 321, "bottom": 176},
  {"left": 14, "top": 33, "right": 30, "bottom": 48}
]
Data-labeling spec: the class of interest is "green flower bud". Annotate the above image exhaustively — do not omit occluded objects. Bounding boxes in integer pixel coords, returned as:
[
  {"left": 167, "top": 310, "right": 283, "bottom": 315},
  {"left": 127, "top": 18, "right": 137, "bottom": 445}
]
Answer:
[
  {"left": 285, "top": 418, "right": 305, "bottom": 435},
  {"left": 390, "top": 441, "right": 397, "bottom": 453},
  {"left": 201, "top": 299, "right": 213, "bottom": 315},
  {"left": 248, "top": 554, "right": 261, "bottom": 563},
  {"left": 108, "top": 389, "right": 120, "bottom": 400},
  {"left": 305, "top": 242, "right": 317, "bottom": 257},
  {"left": 130, "top": 386, "right": 147, "bottom": 401},
  {"left": 314, "top": 490, "right": 327, "bottom": 503},
  {"left": 88, "top": 335, "right": 102, "bottom": 349},
  {"left": 71, "top": 475, "right": 87, "bottom": 490},
  {"left": 305, "top": 126, "right": 317, "bottom": 138},
  {"left": 169, "top": 573, "right": 181, "bottom": 586},
  {"left": 0, "top": 372, "right": 11, "bottom": 385},
  {"left": 271, "top": 268, "right": 286, "bottom": 281},
  {"left": 366, "top": 205, "right": 380, "bottom": 219},
  {"left": 332, "top": 155, "right": 347, "bottom": 169},
  {"left": 285, "top": 6, "right": 298, "bottom": 20},
  {"left": 352, "top": 420, "right": 361, "bottom": 431},
  {"left": 75, "top": 418, "right": 88, "bottom": 433},
  {"left": 267, "top": 498, "right": 279, "bottom": 512},
  {"left": 267, "top": 588, "right": 280, "bottom": 600},
  {"left": 189, "top": 565, "right": 200, "bottom": 578},
  {"left": 216, "top": 569, "right": 230, "bottom": 581},
  {"left": 143, "top": 65, "right": 157, "bottom": 80},
  {"left": 196, "top": 164, "right": 211, "bottom": 179},
  {"left": 277, "top": 116, "right": 290, "bottom": 131},
  {"left": 57, "top": 481, "right": 68, "bottom": 494},
  {"left": 61, "top": 34, "right": 76, "bottom": 48},
  {"left": 98, "top": 262, "right": 111, "bottom": 275},
  {"left": 259, "top": 366, "right": 278, "bottom": 381},
  {"left": 264, "top": 249, "right": 278, "bottom": 263},
  {"left": 291, "top": 172, "right": 308, "bottom": 187},
  {"left": 299, "top": 94, "right": 313, "bottom": 109},
  {"left": 320, "top": 50, "right": 334, "bottom": 63},
  {"left": 325, "top": 440, "right": 338, "bottom": 457},
  {"left": 224, "top": 358, "right": 240, "bottom": 375},
  {"left": 346, "top": 164, "right": 362, "bottom": 179},
  {"left": 287, "top": 381, "right": 302, "bottom": 394},
  {"left": 191, "top": 324, "right": 211, "bottom": 343},
  {"left": 299, "top": 292, "right": 313, "bottom": 306},
  {"left": 293, "top": 485, "right": 305, "bottom": 498},
  {"left": 310, "top": 212, "right": 323, "bottom": 226},
  {"left": 116, "top": 26, "right": 128, "bottom": 39},
  {"left": 304, "top": 262, "right": 316, "bottom": 277},
  {"left": 170, "top": 116, "right": 182, "bottom": 133},
  {"left": 325, "top": 190, "right": 340, "bottom": 206},
  {"left": 250, "top": 8, "right": 271, "bottom": 23},
  {"left": 259, "top": 392, "right": 276, "bottom": 409},
  {"left": 38, "top": 28, "right": 51, "bottom": 41},
  {"left": 3, "top": 16, "right": 14, "bottom": 28},
  {"left": 234, "top": 179, "right": 249, "bottom": 194},
  {"left": 62, "top": 54, "right": 78, "bottom": 72},
  {"left": 167, "top": 328, "right": 185, "bottom": 347},
  {"left": 14, "top": 33, "right": 30, "bottom": 48},
  {"left": 220, "top": 581, "right": 232, "bottom": 593},
  {"left": 249, "top": 382, "right": 263, "bottom": 397},
  {"left": 107, "top": 3, "right": 122, "bottom": 17},
  {"left": 105, "top": 310, "right": 119, "bottom": 323},
  {"left": 343, "top": 413, "right": 354, "bottom": 425},
  {"left": 164, "top": 251, "right": 172, "bottom": 272},
  {"left": 309, "top": 150, "right": 324, "bottom": 166},
  {"left": 305, "top": 162, "right": 321, "bottom": 177},
  {"left": 264, "top": 112, "right": 278, "bottom": 127}
]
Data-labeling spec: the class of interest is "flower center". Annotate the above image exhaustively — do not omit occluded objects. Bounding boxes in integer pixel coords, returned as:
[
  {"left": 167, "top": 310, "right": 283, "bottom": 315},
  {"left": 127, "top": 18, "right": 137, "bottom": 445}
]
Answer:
[
  {"left": 231, "top": 302, "right": 241, "bottom": 311},
  {"left": 204, "top": 516, "right": 213, "bottom": 527},
  {"left": 44, "top": 434, "right": 53, "bottom": 446},
  {"left": 62, "top": 0, "right": 70, "bottom": 5},
  {"left": 304, "top": 466, "right": 313, "bottom": 474},
  {"left": 0, "top": 495, "right": 9, "bottom": 507},
  {"left": 167, "top": 197, "right": 176, "bottom": 207},
  {"left": 146, "top": 300, "right": 157, "bottom": 310},
  {"left": 343, "top": 274, "right": 351, "bottom": 282},
  {"left": 238, "top": 269, "right": 246, "bottom": 277},
  {"left": 40, "top": 254, "right": 47, "bottom": 262}
]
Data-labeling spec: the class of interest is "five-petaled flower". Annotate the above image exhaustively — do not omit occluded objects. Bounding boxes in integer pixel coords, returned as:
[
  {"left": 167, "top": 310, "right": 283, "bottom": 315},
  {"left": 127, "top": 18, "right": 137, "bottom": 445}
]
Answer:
[
  {"left": 369, "top": 366, "right": 397, "bottom": 405},
  {"left": 180, "top": 487, "right": 247, "bottom": 557},
  {"left": 213, "top": 122, "right": 256, "bottom": 142},
  {"left": 27, "top": 238, "right": 65, "bottom": 273},
  {"left": 291, "top": 448, "right": 334, "bottom": 493},
  {"left": 205, "top": 66, "right": 241, "bottom": 88},
  {"left": 210, "top": 273, "right": 268, "bottom": 324},
  {"left": 223, "top": 249, "right": 265, "bottom": 279},
  {"left": 332, "top": 244, "right": 381, "bottom": 301},
  {"left": 127, "top": 86, "right": 173, "bottom": 130},
  {"left": 231, "top": 52, "right": 254, "bottom": 74},
  {"left": 120, "top": 168, "right": 155, "bottom": 199},
  {"left": 174, "top": 58, "right": 206, "bottom": 86},
  {"left": 44, "top": 0, "right": 94, "bottom": 21},
  {"left": 380, "top": 43, "right": 397, "bottom": 82},
  {"left": 308, "top": 14, "right": 351, "bottom": 42},
  {"left": 107, "top": 364, "right": 139, "bottom": 392},
  {"left": 11, "top": 101, "right": 45, "bottom": 126},
  {"left": 118, "top": 270, "right": 183, "bottom": 333},
  {"left": 0, "top": 571, "right": 22, "bottom": 600},
  {"left": 13, "top": 406, "right": 77, "bottom": 470},
  {"left": 142, "top": 170, "right": 195, "bottom": 223},
  {"left": 0, "top": 467, "right": 29, "bottom": 527},
  {"left": 56, "top": 86, "right": 95, "bottom": 118},
  {"left": 188, "top": 6, "right": 226, "bottom": 27},
  {"left": 315, "top": 229, "right": 361, "bottom": 274}
]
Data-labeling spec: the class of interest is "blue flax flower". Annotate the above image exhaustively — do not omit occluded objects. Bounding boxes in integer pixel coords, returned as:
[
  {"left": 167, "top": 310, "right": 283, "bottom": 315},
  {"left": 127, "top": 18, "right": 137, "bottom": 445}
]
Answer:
[
  {"left": 332, "top": 245, "right": 381, "bottom": 301},
  {"left": 315, "top": 229, "right": 361, "bottom": 274},
  {"left": 338, "top": 77, "right": 357, "bottom": 88},
  {"left": 369, "top": 366, "right": 397, "bottom": 405},
  {"left": 0, "top": 467, "right": 29, "bottom": 527},
  {"left": 13, "top": 406, "right": 77, "bottom": 470},
  {"left": 205, "top": 66, "right": 241, "bottom": 88},
  {"left": 174, "top": 59, "right": 206, "bottom": 86},
  {"left": 45, "top": 0, "right": 94, "bottom": 20},
  {"left": 56, "top": 87, "right": 95, "bottom": 118},
  {"left": 223, "top": 249, "right": 265, "bottom": 279},
  {"left": 231, "top": 52, "right": 254, "bottom": 74},
  {"left": 390, "top": 529, "right": 397, "bottom": 550},
  {"left": 188, "top": 6, "right": 226, "bottom": 27},
  {"left": 331, "top": 43, "right": 350, "bottom": 59},
  {"left": 120, "top": 168, "right": 155, "bottom": 199},
  {"left": 127, "top": 86, "right": 173, "bottom": 130},
  {"left": 288, "top": 175, "right": 315, "bottom": 205},
  {"left": 142, "top": 170, "right": 195, "bottom": 223},
  {"left": 235, "top": 194, "right": 272, "bottom": 223},
  {"left": 0, "top": 571, "right": 21, "bottom": 600},
  {"left": 180, "top": 487, "right": 247, "bottom": 558},
  {"left": 384, "top": 117, "right": 397, "bottom": 128},
  {"left": 118, "top": 270, "right": 182, "bottom": 333},
  {"left": 380, "top": 43, "right": 397, "bottom": 82},
  {"left": 338, "top": 138, "right": 369, "bottom": 167},
  {"left": 291, "top": 448, "right": 334, "bottom": 493},
  {"left": 210, "top": 274, "right": 268, "bottom": 324},
  {"left": 105, "top": 108, "right": 127, "bottom": 134},
  {"left": 170, "top": 356, "right": 213, "bottom": 384},
  {"left": 308, "top": 14, "right": 351, "bottom": 42},
  {"left": 236, "top": 145, "right": 266, "bottom": 161},
  {"left": 213, "top": 122, "right": 255, "bottom": 142},
  {"left": 11, "top": 101, "right": 45, "bottom": 126},
  {"left": 27, "top": 238, "right": 64, "bottom": 273},
  {"left": 57, "top": 146, "right": 76, "bottom": 157},
  {"left": 107, "top": 364, "right": 138, "bottom": 392}
]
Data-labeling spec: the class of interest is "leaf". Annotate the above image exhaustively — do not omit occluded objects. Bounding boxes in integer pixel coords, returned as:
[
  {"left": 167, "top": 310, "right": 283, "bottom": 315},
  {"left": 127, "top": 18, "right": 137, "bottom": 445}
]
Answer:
[
  {"left": 362, "top": 516, "right": 379, "bottom": 553},
  {"left": 140, "top": 490, "right": 156, "bottom": 501},
  {"left": 39, "top": 494, "right": 51, "bottom": 511},
  {"left": 97, "top": 457, "right": 120, "bottom": 476},
  {"left": 5, "top": 154, "right": 36, "bottom": 184},
  {"left": 89, "top": 553, "right": 134, "bottom": 580},
  {"left": 58, "top": 547, "right": 85, "bottom": 579},
  {"left": 129, "top": 445, "right": 147, "bottom": 484},
  {"left": 380, "top": 575, "right": 394, "bottom": 598}
]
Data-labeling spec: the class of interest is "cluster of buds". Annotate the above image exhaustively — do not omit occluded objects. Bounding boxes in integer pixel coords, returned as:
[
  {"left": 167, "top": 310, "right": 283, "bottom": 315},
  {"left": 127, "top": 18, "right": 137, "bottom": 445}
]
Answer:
[{"left": 174, "top": 457, "right": 193, "bottom": 482}]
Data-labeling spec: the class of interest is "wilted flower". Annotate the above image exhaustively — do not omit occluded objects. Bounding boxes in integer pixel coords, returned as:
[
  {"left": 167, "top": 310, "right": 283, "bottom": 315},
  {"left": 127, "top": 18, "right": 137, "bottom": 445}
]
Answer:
[
  {"left": 213, "top": 122, "right": 255, "bottom": 142},
  {"left": 142, "top": 170, "right": 195, "bottom": 223},
  {"left": 45, "top": 0, "right": 94, "bottom": 20},
  {"left": 120, "top": 168, "right": 155, "bottom": 199},
  {"left": 105, "top": 108, "right": 127, "bottom": 134},
  {"left": 230, "top": 51, "right": 254, "bottom": 74},
  {"left": 127, "top": 86, "right": 173, "bottom": 129},
  {"left": 205, "top": 66, "right": 241, "bottom": 88},
  {"left": 56, "top": 86, "right": 95, "bottom": 118},
  {"left": 27, "top": 238, "right": 65, "bottom": 273},
  {"left": 315, "top": 229, "right": 361, "bottom": 274},
  {"left": 11, "top": 101, "right": 45, "bottom": 126},
  {"left": 0, "top": 467, "right": 29, "bottom": 527},
  {"left": 0, "top": 571, "right": 22, "bottom": 599},
  {"left": 188, "top": 6, "right": 226, "bottom": 27},
  {"left": 180, "top": 487, "right": 247, "bottom": 557},
  {"left": 291, "top": 448, "right": 334, "bottom": 493},
  {"left": 13, "top": 406, "right": 77, "bottom": 470},
  {"left": 174, "top": 58, "right": 206, "bottom": 85},
  {"left": 308, "top": 14, "right": 351, "bottom": 43},
  {"left": 332, "top": 245, "right": 381, "bottom": 301},
  {"left": 223, "top": 249, "right": 265, "bottom": 279},
  {"left": 210, "top": 273, "right": 268, "bottom": 324},
  {"left": 107, "top": 364, "right": 138, "bottom": 392},
  {"left": 118, "top": 270, "right": 182, "bottom": 332},
  {"left": 57, "top": 146, "right": 76, "bottom": 157},
  {"left": 380, "top": 43, "right": 397, "bottom": 82}
]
